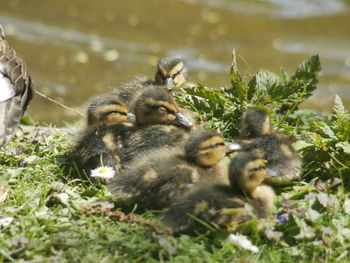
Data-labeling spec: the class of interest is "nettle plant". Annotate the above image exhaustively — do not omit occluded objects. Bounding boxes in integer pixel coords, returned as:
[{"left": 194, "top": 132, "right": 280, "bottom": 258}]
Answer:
[{"left": 176, "top": 52, "right": 350, "bottom": 183}]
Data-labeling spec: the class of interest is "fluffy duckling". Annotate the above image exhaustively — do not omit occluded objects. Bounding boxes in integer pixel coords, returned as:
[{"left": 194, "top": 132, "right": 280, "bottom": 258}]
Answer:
[
  {"left": 108, "top": 129, "right": 237, "bottom": 209},
  {"left": 0, "top": 25, "right": 33, "bottom": 147},
  {"left": 70, "top": 100, "right": 133, "bottom": 173},
  {"left": 111, "top": 57, "right": 188, "bottom": 106},
  {"left": 240, "top": 108, "right": 302, "bottom": 186},
  {"left": 161, "top": 152, "right": 275, "bottom": 234},
  {"left": 118, "top": 86, "right": 193, "bottom": 164},
  {"left": 153, "top": 57, "right": 187, "bottom": 87},
  {"left": 71, "top": 86, "right": 192, "bottom": 172}
]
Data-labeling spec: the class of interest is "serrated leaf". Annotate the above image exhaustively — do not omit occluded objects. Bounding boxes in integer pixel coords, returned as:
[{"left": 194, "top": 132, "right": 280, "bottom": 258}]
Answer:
[
  {"left": 336, "top": 141, "right": 350, "bottom": 153},
  {"left": 333, "top": 95, "right": 349, "bottom": 121},
  {"left": 230, "top": 50, "right": 248, "bottom": 101},
  {"left": 292, "top": 140, "right": 313, "bottom": 151},
  {"left": 293, "top": 216, "right": 316, "bottom": 240},
  {"left": 291, "top": 54, "right": 320, "bottom": 91},
  {"left": 318, "top": 123, "right": 337, "bottom": 140},
  {"left": 317, "top": 192, "right": 329, "bottom": 208},
  {"left": 306, "top": 208, "right": 321, "bottom": 222},
  {"left": 250, "top": 70, "right": 280, "bottom": 103},
  {"left": 341, "top": 228, "right": 350, "bottom": 238}
]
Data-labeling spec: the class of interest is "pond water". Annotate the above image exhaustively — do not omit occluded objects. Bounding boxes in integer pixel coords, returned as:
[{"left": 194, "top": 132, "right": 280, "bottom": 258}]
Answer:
[{"left": 1, "top": 0, "right": 349, "bottom": 126}]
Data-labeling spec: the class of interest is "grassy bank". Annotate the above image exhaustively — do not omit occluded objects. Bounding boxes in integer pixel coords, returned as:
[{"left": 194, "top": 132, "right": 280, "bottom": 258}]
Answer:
[{"left": 1, "top": 54, "right": 350, "bottom": 262}]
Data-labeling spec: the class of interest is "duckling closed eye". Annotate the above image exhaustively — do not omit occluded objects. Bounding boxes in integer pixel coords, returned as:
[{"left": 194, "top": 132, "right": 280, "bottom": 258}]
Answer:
[{"left": 132, "top": 86, "right": 193, "bottom": 129}]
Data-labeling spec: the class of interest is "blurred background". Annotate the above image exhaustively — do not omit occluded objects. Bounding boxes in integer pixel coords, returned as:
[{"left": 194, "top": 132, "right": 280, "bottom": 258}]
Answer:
[{"left": 1, "top": 0, "right": 349, "bottom": 126}]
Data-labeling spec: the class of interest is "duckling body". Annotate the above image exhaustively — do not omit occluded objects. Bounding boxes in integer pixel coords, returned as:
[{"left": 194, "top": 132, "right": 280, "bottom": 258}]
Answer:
[
  {"left": 161, "top": 152, "right": 275, "bottom": 234},
  {"left": 110, "top": 57, "right": 188, "bottom": 106},
  {"left": 71, "top": 86, "right": 192, "bottom": 173},
  {"left": 118, "top": 86, "right": 193, "bottom": 165},
  {"left": 0, "top": 25, "right": 33, "bottom": 147},
  {"left": 70, "top": 99, "right": 133, "bottom": 174},
  {"left": 108, "top": 130, "right": 233, "bottom": 209},
  {"left": 240, "top": 108, "right": 302, "bottom": 186}
]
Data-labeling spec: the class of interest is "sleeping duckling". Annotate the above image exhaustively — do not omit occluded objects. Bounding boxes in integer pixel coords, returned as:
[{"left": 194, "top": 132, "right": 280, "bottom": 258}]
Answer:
[
  {"left": 119, "top": 86, "right": 193, "bottom": 164},
  {"left": 86, "top": 93, "right": 135, "bottom": 127},
  {"left": 160, "top": 152, "right": 275, "bottom": 234},
  {"left": 70, "top": 100, "right": 133, "bottom": 174},
  {"left": 240, "top": 108, "right": 302, "bottom": 186},
  {"left": 108, "top": 129, "right": 237, "bottom": 209},
  {"left": 0, "top": 25, "right": 33, "bottom": 147}
]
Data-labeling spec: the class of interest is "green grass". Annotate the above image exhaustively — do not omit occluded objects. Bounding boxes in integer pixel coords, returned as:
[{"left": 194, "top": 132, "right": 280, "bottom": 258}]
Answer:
[
  {"left": 0, "top": 125, "right": 349, "bottom": 263},
  {"left": 1, "top": 54, "right": 350, "bottom": 262}
]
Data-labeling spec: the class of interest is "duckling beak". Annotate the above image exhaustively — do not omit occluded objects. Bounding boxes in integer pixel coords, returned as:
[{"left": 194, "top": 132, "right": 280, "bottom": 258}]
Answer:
[
  {"left": 127, "top": 112, "right": 136, "bottom": 122},
  {"left": 174, "top": 112, "right": 193, "bottom": 129},
  {"left": 165, "top": 77, "right": 174, "bottom": 87},
  {"left": 224, "top": 142, "right": 241, "bottom": 155}
]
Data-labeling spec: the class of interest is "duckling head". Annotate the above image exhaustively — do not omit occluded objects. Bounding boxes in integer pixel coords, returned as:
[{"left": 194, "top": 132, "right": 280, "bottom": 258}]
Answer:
[
  {"left": 154, "top": 57, "right": 187, "bottom": 87},
  {"left": 133, "top": 86, "right": 193, "bottom": 128},
  {"left": 229, "top": 152, "right": 268, "bottom": 194},
  {"left": 87, "top": 96, "right": 134, "bottom": 127},
  {"left": 240, "top": 108, "right": 271, "bottom": 139},
  {"left": 185, "top": 130, "right": 234, "bottom": 167}
]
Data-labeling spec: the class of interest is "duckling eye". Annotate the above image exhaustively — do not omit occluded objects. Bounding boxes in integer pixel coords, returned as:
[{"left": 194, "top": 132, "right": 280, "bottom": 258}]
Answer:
[
  {"left": 250, "top": 165, "right": 266, "bottom": 172},
  {"left": 101, "top": 111, "right": 127, "bottom": 117},
  {"left": 158, "top": 106, "right": 167, "bottom": 114},
  {"left": 172, "top": 68, "right": 183, "bottom": 79}
]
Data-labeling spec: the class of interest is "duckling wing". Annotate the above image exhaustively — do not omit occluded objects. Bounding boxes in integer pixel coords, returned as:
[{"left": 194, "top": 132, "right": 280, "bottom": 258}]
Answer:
[
  {"left": 161, "top": 185, "right": 248, "bottom": 234},
  {"left": 70, "top": 126, "right": 122, "bottom": 173},
  {"left": 0, "top": 26, "right": 33, "bottom": 147}
]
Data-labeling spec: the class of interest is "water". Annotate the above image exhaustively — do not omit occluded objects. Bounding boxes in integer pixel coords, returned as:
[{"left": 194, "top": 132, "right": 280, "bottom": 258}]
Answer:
[{"left": 1, "top": 0, "right": 349, "bottom": 126}]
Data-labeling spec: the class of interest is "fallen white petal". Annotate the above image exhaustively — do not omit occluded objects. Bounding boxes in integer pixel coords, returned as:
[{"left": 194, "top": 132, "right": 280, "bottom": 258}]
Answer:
[{"left": 0, "top": 217, "right": 14, "bottom": 227}]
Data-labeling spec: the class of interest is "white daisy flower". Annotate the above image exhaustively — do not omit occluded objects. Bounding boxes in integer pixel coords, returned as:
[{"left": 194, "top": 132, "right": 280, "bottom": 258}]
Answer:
[
  {"left": 0, "top": 217, "right": 14, "bottom": 227},
  {"left": 227, "top": 233, "right": 259, "bottom": 253},
  {"left": 91, "top": 166, "right": 115, "bottom": 179}
]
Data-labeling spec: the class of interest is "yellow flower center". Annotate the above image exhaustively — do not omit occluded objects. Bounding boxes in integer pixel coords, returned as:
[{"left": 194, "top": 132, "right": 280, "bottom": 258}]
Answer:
[{"left": 99, "top": 168, "right": 107, "bottom": 173}]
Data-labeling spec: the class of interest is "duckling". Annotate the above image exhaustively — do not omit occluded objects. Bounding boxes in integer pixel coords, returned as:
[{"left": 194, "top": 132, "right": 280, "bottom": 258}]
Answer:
[
  {"left": 108, "top": 129, "right": 237, "bottom": 209},
  {"left": 0, "top": 25, "right": 33, "bottom": 147},
  {"left": 160, "top": 152, "right": 275, "bottom": 234},
  {"left": 154, "top": 57, "right": 187, "bottom": 87},
  {"left": 70, "top": 99, "right": 133, "bottom": 174},
  {"left": 111, "top": 57, "right": 188, "bottom": 106},
  {"left": 118, "top": 86, "right": 193, "bottom": 164},
  {"left": 71, "top": 86, "right": 192, "bottom": 173},
  {"left": 240, "top": 108, "right": 302, "bottom": 186}
]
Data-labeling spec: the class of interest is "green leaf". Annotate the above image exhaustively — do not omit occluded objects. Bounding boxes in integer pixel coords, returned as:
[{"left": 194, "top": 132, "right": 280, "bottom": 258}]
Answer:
[
  {"left": 293, "top": 216, "right": 316, "bottom": 240},
  {"left": 230, "top": 49, "right": 248, "bottom": 102},
  {"left": 336, "top": 141, "right": 350, "bottom": 153},
  {"left": 291, "top": 54, "right": 321, "bottom": 96},
  {"left": 332, "top": 95, "right": 350, "bottom": 136}
]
